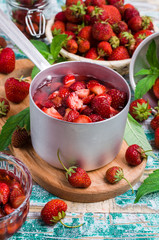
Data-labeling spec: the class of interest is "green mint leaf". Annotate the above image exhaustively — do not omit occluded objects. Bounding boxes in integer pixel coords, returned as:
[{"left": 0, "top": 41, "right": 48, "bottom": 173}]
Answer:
[
  {"left": 134, "top": 169, "right": 159, "bottom": 203},
  {"left": 146, "top": 40, "right": 159, "bottom": 68},
  {"left": 50, "top": 34, "right": 68, "bottom": 61},
  {"left": 135, "top": 68, "right": 152, "bottom": 76},
  {"left": 124, "top": 113, "right": 155, "bottom": 158},
  {"left": 31, "top": 66, "right": 40, "bottom": 79},
  {"left": 30, "top": 40, "right": 50, "bottom": 53},
  {"left": 0, "top": 107, "right": 30, "bottom": 151},
  {"left": 134, "top": 74, "right": 158, "bottom": 99}
]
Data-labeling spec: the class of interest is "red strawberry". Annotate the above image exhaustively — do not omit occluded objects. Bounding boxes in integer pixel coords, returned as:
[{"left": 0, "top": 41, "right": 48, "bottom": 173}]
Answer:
[
  {"left": 66, "top": 22, "right": 78, "bottom": 32},
  {"left": 25, "top": 22, "right": 39, "bottom": 35},
  {"left": 102, "top": 5, "right": 122, "bottom": 24},
  {"left": 63, "top": 74, "right": 76, "bottom": 87},
  {"left": 80, "top": 105, "right": 93, "bottom": 115},
  {"left": 11, "top": 126, "right": 30, "bottom": 148},
  {"left": 10, "top": 194, "right": 26, "bottom": 209},
  {"left": 107, "top": 88, "right": 127, "bottom": 110},
  {"left": 66, "top": 109, "right": 79, "bottom": 122},
  {"left": 66, "top": 0, "right": 84, "bottom": 6},
  {"left": 92, "top": 22, "right": 114, "bottom": 41},
  {"left": 0, "top": 207, "right": 5, "bottom": 218},
  {"left": 73, "top": 114, "right": 92, "bottom": 123},
  {"left": 78, "top": 39, "right": 90, "bottom": 53},
  {"left": 83, "top": 93, "right": 95, "bottom": 104},
  {"left": 88, "top": 81, "right": 106, "bottom": 95},
  {"left": 107, "top": 0, "right": 124, "bottom": 6},
  {"left": 142, "top": 16, "right": 154, "bottom": 30},
  {"left": 65, "top": 30, "right": 76, "bottom": 40},
  {"left": 129, "top": 99, "right": 152, "bottom": 121},
  {"left": 42, "top": 107, "right": 63, "bottom": 120},
  {"left": 77, "top": 26, "right": 92, "bottom": 41},
  {"left": 4, "top": 204, "right": 15, "bottom": 215},
  {"left": 89, "top": 113, "right": 103, "bottom": 122},
  {"left": 0, "top": 97, "right": 10, "bottom": 117},
  {"left": 66, "top": 92, "right": 83, "bottom": 110},
  {"left": 155, "top": 127, "right": 159, "bottom": 149},
  {"left": 59, "top": 86, "right": 71, "bottom": 98},
  {"left": 150, "top": 110, "right": 159, "bottom": 130},
  {"left": 90, "top": 7, "right": 109, "bottom": 24},
  {"left": 125, "top": 144, "right": 147, "bottom": 166},
  {"left": 0, "top": 37, "right": 7, "bottom": 48},
  {"left": 64, "top": 39, "right": 78, "bottom": 54},
  {"left": 70, "top": 81, "right": 86, "bottom": 91},
  {"left": 85, "top": 47, "right": 99, "bottom": 60},
  {"left": 64, "top": 3, "right": 86, "bottom": 23},
  {"left": 108, "top": 46, "right": 130, "bottom": 60},
  {"left": 0, "top": 48, "right": 15, "bottom": 74},
  {"left": 0, "top": 182, "right": 10, "bottom": 205},
  {"left": 57, "top": 149, "right": 91, "bottom": 187},
  {"left": 109, "top": 106, "right": 119, "bottom": 117},
  {"left": 75, "top": 89, "right": 90, "bottom": 98},
  {"left": 128, "top": 16, "right": 143, "bottom": 32},
  {"left": 51, "top": 20, "right": 65, "bottom": 35},
  {"left": 51, "top": 96, "right": 62, "bottom": 108},
  {"left": 109, "top": 36, "right": 120, "bottom": 49},
  {"left": 105, "top": 166, "right": 134, "bottom": 193},
  {"left": 10, "top": 181, "right": 24, "bottom": 193},
  {"left": 124, "top": 7, "right": 140, "bottom": 22},
  {"left": 91, "top": 95, "right": 111, "bottom": 118},
  {"left": 112, "top": 21, "right": 128, "bottom": 34},
  {"left": 91, "top": 0, "right": 106, "bottom": 6},
  {"left": 134, "top": 29, "right": 153, "bottom": 41},
  {"left": 5, "top": 76, "right": 30, "bottom": 103},
  {"left": 153, "top": 77, "right": 159, "bottom": 99},
  {"left": 97, "top": 41, "right": 112, "bottom": 57}
]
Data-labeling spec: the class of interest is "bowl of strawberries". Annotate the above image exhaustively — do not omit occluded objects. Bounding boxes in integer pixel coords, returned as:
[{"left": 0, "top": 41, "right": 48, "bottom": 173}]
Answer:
[
  {"left": 0, "top": 152, "right": 32, "bottom": 239},
  {"left": 45, "top": 0, "right": 155, "bottom": 75}
]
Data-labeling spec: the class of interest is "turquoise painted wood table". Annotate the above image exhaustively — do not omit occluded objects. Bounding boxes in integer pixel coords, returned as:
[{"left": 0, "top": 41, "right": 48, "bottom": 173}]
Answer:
[{"left": 1, "top": 0, "right": 159, "bottom": 239}]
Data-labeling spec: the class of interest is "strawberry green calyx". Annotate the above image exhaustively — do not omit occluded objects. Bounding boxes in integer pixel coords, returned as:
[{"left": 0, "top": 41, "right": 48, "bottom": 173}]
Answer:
[
  {"left": 132, "top": 101, "right": 152, "bottom": 121},
  {"left": 0, "top": 100, "right": 9, "bottom": 117},
  {"left": 70, "top": 1, "right": 86, "bottom": 17},
  {"left": 114, "top": 168, "right": 134, "bottom": 194},
  {"left": 142, "top": 16, "right": 152, "bottom": 30},
  {"left": 91, "top": 6, "right": 103, "bottom": 17},
  {"left": 16, "top": 75, "right": 29, "bottom": 83},
  {"left": 109, "top": 36, "right": 120, "bottom": 49}
]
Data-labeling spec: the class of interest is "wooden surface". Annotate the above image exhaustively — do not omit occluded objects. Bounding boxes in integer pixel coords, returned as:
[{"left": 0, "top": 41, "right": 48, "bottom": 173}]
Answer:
[{"left": 0, "top": 59, "right": 146, "bottom": 203}]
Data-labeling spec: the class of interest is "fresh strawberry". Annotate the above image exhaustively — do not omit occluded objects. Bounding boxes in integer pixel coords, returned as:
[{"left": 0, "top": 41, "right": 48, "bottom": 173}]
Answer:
[
  {"left": 105, "top": 166, "right": 134, "bottom": 193},
  {"left": 70, "top": 81, "right": 86, "bottom": 91},
  {"left": 133, "top": 29, "right": 153, "bottom": 41},
  {"left": 124, "top": 7, "right": 140, "bottom": 22},
  {"left": 65, "top": 30, "right": 76, "bottom": 40},
  {"left": 63, "top": 74, "right": 76, "bottom": 87},
  {"left": 155, "top": 127, "right": 159, "bottom": 149},
  {"left": 107, "top": 0, "right": 124, "bottom": 6},
  {"left": 150, "top": 109, "right": 159, "bottom": 130},
  {"left": 91, "top": 95, "right": 111, "bottom": 118},
  {"left": 102, "top": 5, "right": 122, "bottom": 24},
  {"left": 75, "top": 89, "right": 90, "bottom": 98},
  {"left": 66, "top": 109, "right": 79, "bottom": 122},
  {"left": 91, "top": 0, "right": 106, "bottom": 6},
  {"left": 141, "top": 16, "right": 154, "bottom": 30},
  {"left": 85, "top": 0, "right": 92, "bottom": 6},
  {"left": 5, "top": 76, "right": 30, "bottom": 103},
  {"left": 4, "top": 204, "right": 15, "bottom": 215},
  {"left": 109, "top": 36, "right": 120, "bottom": 49},
  {"left": 0, "top": 37, "right": 7, "bottom": 48},
  {"left": 73, "top": 114, "right": 92, "bottom": 123},
  {"left": 51, "top": 20, "right": 65, "bottom": 35},
  {"left": 57, "top": 149, "right": 91, "bottom": 187},
  {"left": 11, "top": 126, "right": 30, "bottom": 148},
  {"left": 85, "top": 47, "right": 99, "bottom": 60},
  {"left": 12, "top": 9, "right": 26, "bottom": 24},
  {"left": 153, "top": 77, "right": 159, "bottom": 99},
  {"left": 77, "top": 26, "right": 92, "bottom": 41},
  {"left": 112, "top": 21, "right": 128, "bottom": 34},
  {"left": 125, "top": 144, "right": 147, "bottom": 166},
  {"left": 89, "top": 113, "right": 103, "bottom": 122},
  {"left": 66, "top": 92, "right": 83, "bottom": 110},
  {"left": 118, "top": 32, "right": 135, "bottom": 47},
  {"left": 107, "top": 88, "right": 127, "bottom": 110},
  {"left": 78, "top": 39, "right": 90, "bottom": 53},
  {"left": 97, "top": 41, "right": 112, "bottom": 57},
  {"left": 0, "top": 182, "right": 10, "bottom": 205},
  {"left": 0, "top": 48, "right": 15, "bottom": 74},
  {"left": 0, "top": 97, "right": 10, "bottom": 117},
  {"left": 66, "top": 22, "right": 78, "bottom": 32},
  {"left": 92, "top": 22, "right": 114, "bottom": 41},
  {"left": 108, "top": 46, "right": 130, "bottom": 60},
  {"left": 129, "top": 99, "right": 152, "bottom": 121},
  {"left": 42, "top": 107, "right": 63, "bottom": 119},
  {"left": 90, "top": 6, "right": 109, "bottom": 24},
  {"left": 128, "top": 16, "right": 143, "bottom": 32},
  {"left": 64, "top": 39, "right": 78, "bottom": 54},
  {"left": 66, "top": 0, "right": 84, "bottom": 7},
  {"left": 64, "top": 2, "right": 86, "bottom": 23}
]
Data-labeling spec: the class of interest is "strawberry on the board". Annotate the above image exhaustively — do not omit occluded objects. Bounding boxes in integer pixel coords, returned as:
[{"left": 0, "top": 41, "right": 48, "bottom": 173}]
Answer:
[
  {"left": 11, "top": 126, "right": 30, "bottom": 148},
  {"left": 0, "top": 182, "right": 10, "bottom": 205},
  {"left": 125, "top": 144, "right": 147, "bottom": 166},
  {"left": 129, "top": 99, "right": 152, "bottom": 122},
  {"left": 0, "top": 48, "right": 15, "bottom": 74}
]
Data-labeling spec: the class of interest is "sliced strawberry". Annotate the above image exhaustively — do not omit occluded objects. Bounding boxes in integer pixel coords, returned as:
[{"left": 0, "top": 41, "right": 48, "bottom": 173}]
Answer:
[
  {"left": 83, "top": 93, "right": 95, "bottom": 104},
  {"left": 98, "top": 93, "right": 112, "bottom": 105},
  {"left": 4, "top": 203, "right": 15, "bottom": 215},
  {"left": 10, "top": 188, "right": 23, "bottom": 204},
  {"left": 66, "top": 109, "right": 79, "bottom": 122},
  {"left": 59, "top": 86, "right": 71, "bottom": 98},
  {"left": 89, "top": 83, "right": 106, "bottom": 95},
  {"left": 91, "top": 95, "right": 111, "bottom": 118},
  {"left": 64, "top": 108, "right": 72, "bottom": 120},
  {"left": 51, "top": 96, "right": 62, "bottom": 108},
  {"left": 75, "top": 89, "right": 90, "bottom": 99},
  {"left": 48, "top": 91, "right": 59, "bottom": 99},
  {"left": 80, "top": 105, "right": 93, "bottom": 116},
  {"left": 63, "top": 74, "right": 76, "bottom": 87},
  {"left": 87, "top": 79, "right": 100, "bottom": 89},
  {"left": 57, "top": 106, "right": 66, "bottom": 117},
  {"left": 66, "top": 92, "right": 83, "bottom": 110},
  {"left": 89, "top": 114, "right": 104, "bottom": 122},
  {"left": 10, "top": 181, "right": 24, "bottom": 194},
  {"left": 0, "top": 182, "right": 10, "bottom": 205},
  {"left": 11, "top": 195, "right": 26, "bottom": 209},
  {"left": 42, "top": 107, "right": 63, "bottom": 120},
  {"left": 108, "top": 88, "right": 127, "bottom": 109},
  {"left": 73, "top": 115, "right": 92, "bottom": 123},
  {"left": 109, "top": 106, "right": 119, "bottom": 117},
  {"left": 70, "top": 81, "right": 86, "bottom": 91}
]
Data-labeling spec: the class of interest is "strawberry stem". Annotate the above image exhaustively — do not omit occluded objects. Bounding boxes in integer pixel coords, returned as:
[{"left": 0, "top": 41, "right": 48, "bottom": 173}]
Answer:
[
  {"left": 122, "top": 177, "right": 134, "bottom": 194},
  {"left": 57, "top": 149, "right": 68, "bottom": 172},
  {"left": 60, "top": 220, "right": 84, "bottom": 228}
]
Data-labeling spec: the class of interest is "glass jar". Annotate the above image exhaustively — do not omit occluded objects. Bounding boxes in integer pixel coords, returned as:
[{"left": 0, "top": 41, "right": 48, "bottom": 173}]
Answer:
[{"left": 6, "top": 0, "right": 51, "bottom": 39}]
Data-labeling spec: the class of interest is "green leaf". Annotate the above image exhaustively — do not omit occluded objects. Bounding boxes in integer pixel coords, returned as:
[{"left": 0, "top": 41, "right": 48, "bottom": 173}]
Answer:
[
  {"left": 50, "top": 34, "right": 68, "bottom": 61},
  {"left": 30, "top": 40, "right": 50, "bottom": 53},
  {"left": 135, "top": 68, "right": 151, "bottom": 76},
  {"left": 31, "top": 66, "right": 40, "bottom": 79},
  {"left": 124, "top": 113, "right": 155, "bottom": 158},
  {"left": 134, "top": 74, "right": 158, "bottom": 99},
  {"left": 0, "top": 107, "right": 30, "bottom": 151},
  {"left": 146, "top": 40, "right": 159, "bottom": 68},
  {"left": 134, "top": 169, "right": 159, "bottom": 203}
]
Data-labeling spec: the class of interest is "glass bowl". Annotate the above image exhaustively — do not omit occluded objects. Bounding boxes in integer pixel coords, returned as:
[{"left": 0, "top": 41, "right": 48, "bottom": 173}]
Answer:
[{"left": 0, "top": 152, "right": 32, "bottom": 239}]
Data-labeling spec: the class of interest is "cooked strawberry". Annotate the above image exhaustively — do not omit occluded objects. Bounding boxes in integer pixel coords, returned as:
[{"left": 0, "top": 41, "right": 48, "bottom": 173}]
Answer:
[
  {"left": 0, "top": 48, "right": 15, "bottom": 74},
  {"left": 0, "top": 182, "right": 10, "bottom": 205},
  {"left": 4, "top": 204, "right": 15, "bottom": 215},
  {"left": 75, "top": 89, "right": 90, "bottom": 99},
  {"left": 51, "top": 96, "right": 62, "bottom": 108},
  {"left": 59, "top": 86, "right": 71, "bottom": 98},
  {"left": 63, "top": 74, "right": 76, "bottom": 87},
  {"left": 0, "top": 36, "right": 7, "bottom": 48},
  {"left": 124, "top": 7, "right": 140, "bottom": 22},
  {"left": 91, "top": 95, "right": 111, "bottom": 118},
  {"left": 109, "top": 106, "right": 119, "bottom": 117},
  {"left": 78, "top": 39, "right": 90, "bottom": 53},
  {"left": 83, "top": 93, "right": 95, "bottom": 104},
  {"left": 80, "top": 105, "right": 93, "bottom": 115},
  {"left": 77, "top": 26, "right": 92, "bottom": 41},
  {"left": 64, "top": 39, "right": 78, "bottom": 54},
  {"left": 48, "top": 91, "right": 59, "bottom": 100},
  {"left": 70, "top": 81, "right": 86, "bottom": 91},
  {"left": 112, "top": 21, "right": 128, "bottom": 34},
  {"left": 0, "top": 97, "right": 10, "bottom": 117},
  {"left": 108, "top": 46, "right": 130, "bottom": 60},
  {"left": 125, "top": 144, "right": 147, "bottom": 166},
  {"left": 155, "top": 127, "right": 159, "bottom": 149},
  {"left": 10, "top": 195, "right": 26, "bottom": 209},
  {"left": 99, "top": 93, "right": 112, "bottom": 105},
  {"left": 11, "top": 126, "right": 30, "bottom": 148},
  {"left": 97, "top": 41, "right": 113, "bottom": 57},
  {"left": 92, "top": 22, "right": 114, "bottom": 41},
  {"left": 88, "top": 82, "right": 106, "bottom": 95},
  {"left": 66, "top": 92, "right": 83, "bottom": 110},
  {"left": 87, "top": 79, "right": 99, "bottom": 88},
  {"left": 153, "top": 77, "right": 159, "bottom": 99},
  {"left": 12, "top": 9, "right": 26, "bottom": 25},
  {"left": 66, "top": 109, "right": 79, "bottom": 122},
  {"left": 5, "top": 76, "right": 30, "bottom": 103},
  {"left": 73, "top": 114, "right": 92, "bottom": 123},
  {"left": 42, "top": 107, "right": 63, "bottom": 119},
  {"left": 57, "top": 106, "right": 66, "bottom": 117},
  {"left": 0, "top": 207, "right": 5, "bottom": 218},
  {"left": 129, "top": 99, "right": 152, "bottom": 121},
  {"left": 51, "top": 20, "right": 65, "bottom": 35},
  {"left": 89, "top": 113, "right": 104, "bottom": 122},
  {"left": 48, "top": 81, "right": 62, "bottom": 92},
  {"left": 107, "top": 88, "right": 127, "bottom": 110},
  {"left": 85, "top": 47, "right": 99, "bottom": 60}
]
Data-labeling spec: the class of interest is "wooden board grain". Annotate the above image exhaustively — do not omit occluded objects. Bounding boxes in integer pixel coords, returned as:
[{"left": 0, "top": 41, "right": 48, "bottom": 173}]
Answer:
[{"left": 0, "top": 59, "right": 147, "bottom": 203}]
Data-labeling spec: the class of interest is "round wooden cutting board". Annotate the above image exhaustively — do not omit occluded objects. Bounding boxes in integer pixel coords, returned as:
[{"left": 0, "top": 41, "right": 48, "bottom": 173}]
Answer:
[{"left": 0, "top": 59, "right": 147, "bottom": 203}]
